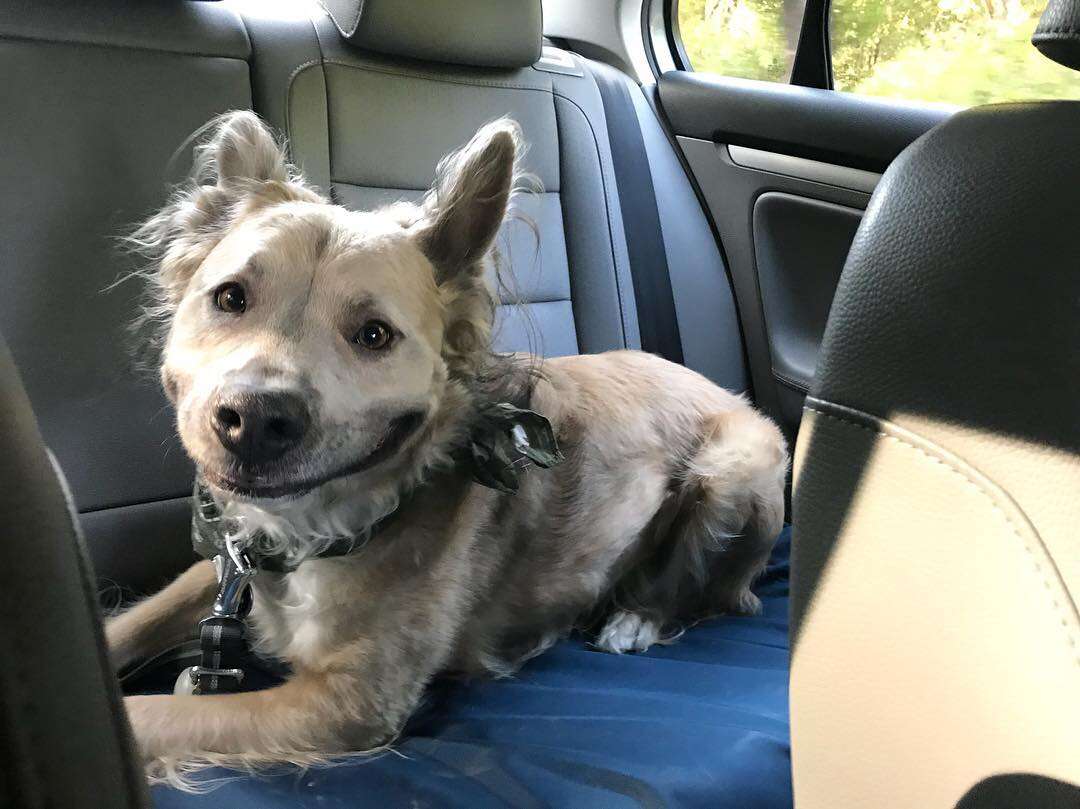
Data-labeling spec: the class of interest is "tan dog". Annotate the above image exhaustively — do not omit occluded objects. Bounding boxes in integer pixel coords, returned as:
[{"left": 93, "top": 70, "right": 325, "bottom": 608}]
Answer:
[{"left": 106, "top": 112, "right": 787, "bottom": 777}]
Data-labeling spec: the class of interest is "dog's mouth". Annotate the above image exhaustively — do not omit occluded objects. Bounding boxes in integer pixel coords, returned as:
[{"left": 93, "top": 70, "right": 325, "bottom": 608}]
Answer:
[{"left": 203, "top": 410, "right": 426, "bottom": 501}]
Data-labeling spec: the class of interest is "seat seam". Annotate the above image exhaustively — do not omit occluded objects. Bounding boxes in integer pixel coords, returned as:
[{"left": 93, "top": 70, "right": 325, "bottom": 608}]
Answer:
[
  {"left": 322, "top": 58, "right": 548, "bottom": 92},
  {"left": 320, "top": 0, "right": 366, "bottom": 39},
  {"left": 283, "top": 59, "right": 323, "bottom": 143},
  {"left": 333, "top": 180, "right": 563, "bottom": 196},
  {"left": 773, "top": 369, "right": 810, "bottom": 394},
  {"left": 497, "top": 297, "right": 573, "bottom": 307},
  {"left": 0, "top": 31, "right": 248, "bottom": 61},
  {"left": 804, "top": 401, "right": 1080, "bottom": 668}
]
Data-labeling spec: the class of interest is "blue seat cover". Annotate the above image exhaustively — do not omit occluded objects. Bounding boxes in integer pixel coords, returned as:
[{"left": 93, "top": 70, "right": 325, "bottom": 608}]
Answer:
[{"left": 154, "top": 527, "right": 792, "bottom": 808}]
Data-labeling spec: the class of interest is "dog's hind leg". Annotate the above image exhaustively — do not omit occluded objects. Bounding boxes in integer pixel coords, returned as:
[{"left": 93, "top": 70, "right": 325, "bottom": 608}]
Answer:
[
  {"left": 105, "top": 560, "right": 218, "bottom": 671},
  {"left": 596, "top": 407, "right": 787, "bottom": 653},
  {"left": 686, "top": 408, "right": 787, "bottom": 616},
  {"left": 596, "top": 609, "right": 664, "bottom": 654}
]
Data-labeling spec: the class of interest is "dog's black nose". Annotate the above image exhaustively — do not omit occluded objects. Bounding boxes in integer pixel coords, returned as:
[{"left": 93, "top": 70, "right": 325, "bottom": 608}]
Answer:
[{"left": 211, "top": 389, "right": 310, "bottom": 466}]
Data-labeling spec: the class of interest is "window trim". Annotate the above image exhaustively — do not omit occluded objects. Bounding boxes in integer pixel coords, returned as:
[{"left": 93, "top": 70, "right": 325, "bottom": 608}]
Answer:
[
  {"left": 666, "top": 0, "right": 833, "bottom": 89},
  {"left": 790, "top": 0, "right": 833, "bottom": 89},
  {"left": 665, "top": 0, "right": 694, "bottom": 73}
]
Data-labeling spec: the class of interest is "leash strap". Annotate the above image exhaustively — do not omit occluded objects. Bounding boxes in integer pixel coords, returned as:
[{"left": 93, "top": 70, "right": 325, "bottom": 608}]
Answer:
[{"left": 190, "top": 613, "right": 249, "bottom": 694}]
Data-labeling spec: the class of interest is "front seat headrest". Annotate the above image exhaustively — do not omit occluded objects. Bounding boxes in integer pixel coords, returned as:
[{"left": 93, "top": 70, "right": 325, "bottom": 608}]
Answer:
[
  {"left": 319, "top": 0, "right": 543, "bottom": 69},
  {"left": 0, "top": 334, "right": 147, "bottom": 807},
  {"left": 1032, "top": 0, "right": 1080, "bottom": 70}
]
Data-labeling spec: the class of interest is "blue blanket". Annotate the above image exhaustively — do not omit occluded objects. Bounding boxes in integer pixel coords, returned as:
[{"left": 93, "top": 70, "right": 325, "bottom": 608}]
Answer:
[{"left": 154, "top": 527, "right": 792, "bottom": 808}]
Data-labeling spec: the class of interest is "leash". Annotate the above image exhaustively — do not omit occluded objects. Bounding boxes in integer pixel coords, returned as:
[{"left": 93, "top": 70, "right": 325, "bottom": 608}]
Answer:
[
  {"left": 174, "top": 526, "right": 257, "bottom": 695},
  {"left": 174, "top": 402, "right": 563, "bottom": 696}
]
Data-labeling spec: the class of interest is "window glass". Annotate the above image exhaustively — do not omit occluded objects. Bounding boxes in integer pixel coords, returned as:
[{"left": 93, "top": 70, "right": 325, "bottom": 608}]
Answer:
[
  {"left": 830, "top": 0, "right": 1080, "bottom": 105},
  {"left": 676, "top": 0, "right": 809, "bottom": 82}
]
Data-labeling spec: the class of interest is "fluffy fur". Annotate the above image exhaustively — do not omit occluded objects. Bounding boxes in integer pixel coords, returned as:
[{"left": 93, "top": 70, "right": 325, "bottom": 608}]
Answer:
[{"left": 106, "top": 111, "right": 789, "bottom": 786}]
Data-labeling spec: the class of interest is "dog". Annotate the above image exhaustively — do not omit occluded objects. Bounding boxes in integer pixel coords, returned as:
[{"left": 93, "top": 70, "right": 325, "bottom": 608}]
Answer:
[{"left": 106, "top": 111, "right": 788, "bottom": 777}]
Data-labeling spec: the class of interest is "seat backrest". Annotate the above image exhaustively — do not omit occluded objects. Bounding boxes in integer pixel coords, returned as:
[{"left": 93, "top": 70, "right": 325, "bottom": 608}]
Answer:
[
  {"left": 790, "top": 8, "right": 1080, "bottom": 802},
  {"left": 0, "top": 0, "right": 253, "bottom": 594},
  {"left": 246, "top": 0, "right": 640, "bottom": 359},
  {"left": 1, "top": 0, "right": 749, "bottom": 598},
  {"left": 239, "top": 0, "right": 747, "bottom": 385}
]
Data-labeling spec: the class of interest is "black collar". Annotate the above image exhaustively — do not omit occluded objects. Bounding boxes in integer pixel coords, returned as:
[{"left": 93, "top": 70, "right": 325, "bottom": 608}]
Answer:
[{"left": 191, "top": 402, "right": 562, "bottom": 573}]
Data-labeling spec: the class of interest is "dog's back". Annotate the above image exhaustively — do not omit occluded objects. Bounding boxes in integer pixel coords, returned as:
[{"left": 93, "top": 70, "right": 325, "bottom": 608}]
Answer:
[{"left": 450, "top": 349, "right": 788, "bottom": 669}]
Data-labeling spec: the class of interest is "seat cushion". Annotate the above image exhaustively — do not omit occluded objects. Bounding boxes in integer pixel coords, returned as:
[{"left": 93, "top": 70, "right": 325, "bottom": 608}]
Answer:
[{"left": 152, "top": 527, "right": 792, "bottom": 809}]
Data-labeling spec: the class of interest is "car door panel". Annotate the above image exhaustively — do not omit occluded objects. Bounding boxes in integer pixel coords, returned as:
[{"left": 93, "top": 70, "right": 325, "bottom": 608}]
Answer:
[
  {"left": 659, "top": 72, "right": 951, "bottom": 441},
  {"left": 659, "top": 72, "right": 948, "bottom": 171}
]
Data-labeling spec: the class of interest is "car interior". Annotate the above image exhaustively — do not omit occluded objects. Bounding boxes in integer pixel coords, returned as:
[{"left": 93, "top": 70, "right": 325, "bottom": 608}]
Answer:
[{"left": 1, "top": 0, "right": 1077, "bottom": 807}]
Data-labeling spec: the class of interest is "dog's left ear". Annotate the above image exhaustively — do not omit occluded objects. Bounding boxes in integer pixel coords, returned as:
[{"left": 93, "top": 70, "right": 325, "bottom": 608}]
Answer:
[{"left": 415, "top": 119, "right": 520, "bottom": 282}]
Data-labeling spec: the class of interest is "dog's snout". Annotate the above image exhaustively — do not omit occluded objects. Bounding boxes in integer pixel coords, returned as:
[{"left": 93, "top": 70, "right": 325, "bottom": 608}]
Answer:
[{"left": 211, "top": 388, "right": 311, "bottom": 466}]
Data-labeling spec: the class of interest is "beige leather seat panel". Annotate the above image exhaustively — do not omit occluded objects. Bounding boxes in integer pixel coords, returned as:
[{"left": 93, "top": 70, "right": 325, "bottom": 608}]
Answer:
[{"left": 793, "top": 403, "right": 1080, "bottom": 808}]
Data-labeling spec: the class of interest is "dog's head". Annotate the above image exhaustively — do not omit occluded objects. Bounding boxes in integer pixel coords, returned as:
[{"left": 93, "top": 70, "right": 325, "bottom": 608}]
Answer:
[{"left": 133, "top": 111, "right": 522, "bottom": 503}]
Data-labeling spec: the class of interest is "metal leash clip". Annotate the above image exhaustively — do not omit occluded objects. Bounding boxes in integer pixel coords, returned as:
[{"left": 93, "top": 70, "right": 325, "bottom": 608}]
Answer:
[
  {"left": 212, "top": 534, "right": 257, "bottom": 618},
  {"left": 175, "top": 535, "right": 257, "bottom": 695}
]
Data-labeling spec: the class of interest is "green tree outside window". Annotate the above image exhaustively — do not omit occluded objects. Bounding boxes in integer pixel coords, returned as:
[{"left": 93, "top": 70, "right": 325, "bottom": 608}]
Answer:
[{"left": 677, "top": 0, "right": 1080, "bottom": 106}]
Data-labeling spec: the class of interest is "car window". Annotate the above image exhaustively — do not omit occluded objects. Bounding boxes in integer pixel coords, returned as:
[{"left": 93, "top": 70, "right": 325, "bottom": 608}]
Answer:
[
  {"left": 831, "top": 0, "right": 1080, "bottom": 104},
  {"left": 675, "top": 0, "right": 1080, "bottom": 105},
  {"left": 676, "top": 0, "right": 809, "bottom": 83}
]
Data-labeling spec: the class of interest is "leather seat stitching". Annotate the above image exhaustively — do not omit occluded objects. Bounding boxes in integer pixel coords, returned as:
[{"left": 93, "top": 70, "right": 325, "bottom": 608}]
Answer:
[
  {"left": 804, "top": 403, "right": 1080, "bottom": 668},
  {"left": 322, "top": 58, "right": 547, "bottom": 92},
  {"left": 0, "top": 30, "right": 249, "bottom": 61},
  {"left": 321, "top": 0, "right": 366, "bottom": 39},
  {"left": 284, "top": 59, "right": 323, "bottom": 138}
]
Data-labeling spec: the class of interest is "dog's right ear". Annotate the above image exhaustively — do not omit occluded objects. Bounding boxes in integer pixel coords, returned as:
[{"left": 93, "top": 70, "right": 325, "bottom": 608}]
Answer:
[{"left": 128, "top": 110, "right": 312, "bottom": 308}]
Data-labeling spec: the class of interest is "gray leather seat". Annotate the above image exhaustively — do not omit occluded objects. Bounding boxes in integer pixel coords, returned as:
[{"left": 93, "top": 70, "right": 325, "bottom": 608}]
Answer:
[
  {"left": 240, "top": 0, "right": 746, "bottom": 377},
  {"left": 0, "top": 334, "right": 146, "bottom": 808},
  {"left": 0, "top": 0, "right": 747, "bottom": 600},
  {"left": 790, "top": 3, "right": 1080, "bottom": 803},
  {"left": 0, "top": 0, "right": 257, "bottom": 598}
]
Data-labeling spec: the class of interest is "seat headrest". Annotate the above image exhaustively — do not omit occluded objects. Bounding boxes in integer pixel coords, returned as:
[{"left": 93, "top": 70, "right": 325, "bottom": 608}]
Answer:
[
  {"left": 320, "top": 0, "right": 542, "bottom": 69},
  {"left": 1032, "top": 0, "right": 1080, "bottom": 70}
]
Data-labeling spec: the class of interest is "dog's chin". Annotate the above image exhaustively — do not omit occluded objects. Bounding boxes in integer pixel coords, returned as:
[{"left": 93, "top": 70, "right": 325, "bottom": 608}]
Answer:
[{"left": 198, "top": 409, "right": 428, "bottom": 505}]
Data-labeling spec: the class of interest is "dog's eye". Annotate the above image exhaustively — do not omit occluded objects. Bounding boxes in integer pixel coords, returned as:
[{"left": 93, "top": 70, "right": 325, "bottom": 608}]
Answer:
[
  {"left": 213, "top": 282, "right": 246, "bottom": 314},
  {"left": 354, "top": 320, "right": 392, "bottom": 351}
]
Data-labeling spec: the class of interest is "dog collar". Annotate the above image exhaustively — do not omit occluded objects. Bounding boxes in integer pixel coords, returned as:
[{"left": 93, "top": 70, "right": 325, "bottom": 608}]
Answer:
[
  {"left": 190, "top": 402, "right": 563, "bottom": 574},
  {"left": 181, "top": 402, "right": 561, "bottom": 696}
]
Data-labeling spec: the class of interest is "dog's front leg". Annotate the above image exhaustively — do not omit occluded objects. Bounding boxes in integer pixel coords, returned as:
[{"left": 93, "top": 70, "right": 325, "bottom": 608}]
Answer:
[
  {"left": 106, "top": 560, "right": 218, "bottom": 672},
  {"left": 125, "top": 662, "right": 423, "bottom": 762},
  {"left": 126, "top": 670, "right": 355, "bottom": 761}
]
